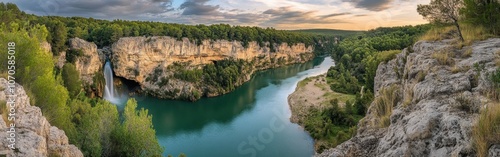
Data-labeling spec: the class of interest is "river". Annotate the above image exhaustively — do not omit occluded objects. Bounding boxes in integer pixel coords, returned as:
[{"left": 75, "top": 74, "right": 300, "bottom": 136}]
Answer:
[{"left": 135, "top": 57, "right": 335, "bottom": 157}]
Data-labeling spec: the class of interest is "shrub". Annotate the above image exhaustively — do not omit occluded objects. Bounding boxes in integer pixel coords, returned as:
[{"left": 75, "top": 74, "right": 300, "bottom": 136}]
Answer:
[
  {"left": 66, "top": 49, "right": 84, "bottom": 63},
  {"left": 489, "top": 69, "right": 500, "bottom": 101},
  {"left": 472, "top": 103, "right": 500, "bottom": 157}
]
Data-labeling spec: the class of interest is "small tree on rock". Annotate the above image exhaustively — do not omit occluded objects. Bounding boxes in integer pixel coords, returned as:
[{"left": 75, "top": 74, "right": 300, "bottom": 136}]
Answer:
[{"left": 417, "top": 0, "right": 465, "bottom": 41}]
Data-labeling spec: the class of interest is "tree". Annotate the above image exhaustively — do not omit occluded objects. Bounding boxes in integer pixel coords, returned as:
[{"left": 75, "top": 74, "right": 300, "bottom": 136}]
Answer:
[
  {"left": 62, "top": 63, "right": 82, "bottom": 98},
  {"left": 114, "top": 99, "right": 163, "bottom": 157},
  {"left": 461, "top": 0, "right": 500, "bottom": 35},
  {"left": 417, "top": 0, "right": 464, "bottom": 41}
]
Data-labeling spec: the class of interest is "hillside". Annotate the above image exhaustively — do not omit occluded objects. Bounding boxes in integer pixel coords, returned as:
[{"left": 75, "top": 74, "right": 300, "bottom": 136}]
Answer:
[{"left": 318, "top": 38, "right": 500, "bottom": 156}]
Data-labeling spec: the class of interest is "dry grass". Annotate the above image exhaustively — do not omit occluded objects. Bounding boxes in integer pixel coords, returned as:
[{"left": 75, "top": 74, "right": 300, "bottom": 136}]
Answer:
[
  {"left": 461, "top": 24, "right": 491, "bottom": 46},
  {"left": 373, "top": 85, "right": 401, "bottom": 128},
  {"left": 419, "top": 26, "right": 455, "bottom": 41},
  {"left": 419, "top": 24, "right": 492, "bottom": 48},
  {"left": 473, "top": 103, "right": 500, "bottom": 157},
  {"left": 432, "top": 51, "right": 454, "bottom": 66},
  {"left": 451, "top": 65, "right": 470, "bottom": 74},
  {"left": 416, "top": 71, "right": 427, "bottom": 82},
  {"left": 495, "top": 50, "right": 500, "bottom": 67},
  {"left": 462, "top": 47, "right": 473, "bottom": 58}
]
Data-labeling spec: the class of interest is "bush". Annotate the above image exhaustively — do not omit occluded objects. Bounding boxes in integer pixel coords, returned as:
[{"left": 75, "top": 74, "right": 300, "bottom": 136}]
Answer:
[{"left": 66, "top": 49, "right": 84, "bottom": 63}]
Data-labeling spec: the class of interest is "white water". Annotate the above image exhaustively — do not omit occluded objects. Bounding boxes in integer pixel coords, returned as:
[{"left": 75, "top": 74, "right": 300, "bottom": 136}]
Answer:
[{"left": 103, "top": 61, "right": 127, "bottom": 105}]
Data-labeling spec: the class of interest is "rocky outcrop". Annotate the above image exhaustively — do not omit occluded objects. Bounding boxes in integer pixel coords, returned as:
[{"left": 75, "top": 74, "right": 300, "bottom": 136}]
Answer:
[
  {"left": 111, "top": 36, "right": 314, "bottom": 100},
  {"left": 68, "top": 38, "right": 104, "bottom": 85},
  {"left": 317, "top": 38, "right": 500, "bottom": 157},
  {"left": 0, "top": 78, "right": 83, "bottom": 157}
]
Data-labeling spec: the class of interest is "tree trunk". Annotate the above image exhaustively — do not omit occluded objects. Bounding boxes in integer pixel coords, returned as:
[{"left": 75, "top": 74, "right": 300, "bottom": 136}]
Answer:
[{"left": 454, "top": 22, "right": 465, "bottom": 42}]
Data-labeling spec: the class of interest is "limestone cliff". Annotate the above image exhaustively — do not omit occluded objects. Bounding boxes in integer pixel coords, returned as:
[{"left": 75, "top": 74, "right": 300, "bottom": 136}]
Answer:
[
  {"left": 68, "top": 38, "right": 105, "bottom": 86},
  {"left": 0, "top": 78, "right": 83, "bottom": 157},
  {"left": 317, "top": 39, "right": 500, "bottom": 157},
  {"left": 111, "top": 36, "right": 314, "bottom": 100}
]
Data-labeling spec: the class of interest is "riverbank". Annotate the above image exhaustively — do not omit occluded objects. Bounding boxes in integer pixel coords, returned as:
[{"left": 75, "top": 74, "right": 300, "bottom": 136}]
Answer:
[{"left": 288, "top": 74, "right": 356, "bottom": 152}]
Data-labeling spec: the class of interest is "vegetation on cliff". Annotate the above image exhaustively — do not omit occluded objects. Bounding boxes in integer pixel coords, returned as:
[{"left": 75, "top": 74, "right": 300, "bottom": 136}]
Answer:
[
  {"left": 312, "top": 0, "right": 500, "bottom": 155},
  {"left": 293, "top": 25, "right": 429, "bottom": 153},
  {"left": 0, "top": 2, "right": 333, "bottom": 56},
  {"left": 0, "top": 6, "right": 164, "bottom": 156}
]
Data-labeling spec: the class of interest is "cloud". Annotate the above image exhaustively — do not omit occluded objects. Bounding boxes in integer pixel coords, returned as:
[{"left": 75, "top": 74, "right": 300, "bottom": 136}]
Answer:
[
  {"left": 262, "top": 6, "right": 347, "bottom": 26},
  {"left": 179, "top": 0, "right": 220, "bottom": 15},
  {"left": 320, "top": 12, "right": 351, "bottom": 19},
  {"left": 342, "top": 0, "right": 394, "bottom": 11},
  {"left": 6, "top": 0, "right": 173, "bottom": 20}
]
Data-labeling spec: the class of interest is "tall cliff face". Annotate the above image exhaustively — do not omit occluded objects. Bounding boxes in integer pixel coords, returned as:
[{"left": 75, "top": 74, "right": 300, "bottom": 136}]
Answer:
[
  {"left": 111, "top": 36, "right": 314, "bottom": 100},
  {"left": 0, "top": 78, "right": 83, "bottom": 157},
  {"left": 318, "top": 39, "right": 500, "bottom": 157},
  {"left": 68, "top": 38, "right": 105, "bottom": 86}
]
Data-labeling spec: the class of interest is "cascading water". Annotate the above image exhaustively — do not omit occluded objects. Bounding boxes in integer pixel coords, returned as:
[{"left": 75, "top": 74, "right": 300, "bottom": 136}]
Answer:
[{"left": 103, "top": 61, "right": 127, "bottom": 105}]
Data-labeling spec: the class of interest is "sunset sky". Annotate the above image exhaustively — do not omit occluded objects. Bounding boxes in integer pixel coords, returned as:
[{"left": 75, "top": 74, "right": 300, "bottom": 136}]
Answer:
[{"left": 4, "top": 0, "right": 431, "bottom": 30}]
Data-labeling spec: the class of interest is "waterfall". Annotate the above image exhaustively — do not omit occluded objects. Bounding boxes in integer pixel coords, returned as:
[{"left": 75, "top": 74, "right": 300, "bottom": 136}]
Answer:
[{"left": 103, "top": 61, "right": 127, "bottom": 105}]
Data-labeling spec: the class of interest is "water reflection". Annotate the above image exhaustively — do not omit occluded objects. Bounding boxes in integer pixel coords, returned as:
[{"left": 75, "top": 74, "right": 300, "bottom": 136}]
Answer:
[{"left": 136, "top": 57, "right": 325, "bottom": 136}]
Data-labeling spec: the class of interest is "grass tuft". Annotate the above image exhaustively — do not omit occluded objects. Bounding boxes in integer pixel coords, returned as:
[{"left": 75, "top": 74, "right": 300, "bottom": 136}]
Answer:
[
  {"left": 373, "top": 85, "right": 400, "bottom": 128},
  {"left": 462, "top": 47, "right": 473, "bottom": 58},
  {"left": 451, "top": 65, "right": 470, "bottom": 74},
  {"left": 419, "top": 26, "right": 455, "bottom": 41},
  {"left": 432, "top": 51, "right": 454, "bottom": 66},
  {"left": 416, "top": 71, "right": 427, "bottom": 82},
  {"left": 472, "top": 103, "right": 500, "bottom": 157},
  {"left": 402, "top": 84, "right": 415, "bottom": 108}
]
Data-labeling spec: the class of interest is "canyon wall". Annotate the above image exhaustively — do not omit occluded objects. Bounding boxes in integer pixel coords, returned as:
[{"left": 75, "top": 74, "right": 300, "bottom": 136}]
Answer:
[
  {"left": 68, "top": 38, "right": 105, "bottom": 86},
  {"left": 110, "top": 36, "right": 314, "bottom": 100},
  {"left": 318, "top": 39, "right": 500, "bottom": 157}
]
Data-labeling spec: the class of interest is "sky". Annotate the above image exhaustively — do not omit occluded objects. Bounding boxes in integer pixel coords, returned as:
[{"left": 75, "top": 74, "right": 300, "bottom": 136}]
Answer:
[{"left": 3, "top": 0, "right": 430, "bottom": 30}]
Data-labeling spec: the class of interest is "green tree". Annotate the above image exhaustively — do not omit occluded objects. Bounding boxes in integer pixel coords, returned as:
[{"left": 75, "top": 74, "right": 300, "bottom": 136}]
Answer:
[
  {"left": 62, "top": 63, "right": 82, "bottom": 98},
  {"left": 461, "top": 0, "right": 500, "bottom": 35},
  {"left": 47, "top": 19, "right": 68, "bottom": 55},
  {"left": 417, "top": 0, "right": 464, "bottom": 41},
  {"left": 114, "top": 99, "right": 163, "bottom": 157}
]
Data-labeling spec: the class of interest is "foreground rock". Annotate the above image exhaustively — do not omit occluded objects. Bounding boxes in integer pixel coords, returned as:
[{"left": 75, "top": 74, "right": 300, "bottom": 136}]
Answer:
[
  {"left": 111, "top": 36, "right": 314, "bottom": 100},
  {"left": 0, "top": 78, "right": 83, "bottom": 157},
  {"left": 318, "top": 38, "right": 500, "bottom": 157}
]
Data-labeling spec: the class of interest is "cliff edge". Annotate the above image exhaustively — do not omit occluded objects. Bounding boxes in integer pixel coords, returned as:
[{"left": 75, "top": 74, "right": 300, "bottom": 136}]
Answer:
[
  {"left": 0, "top": 78, "right": 83, "bottom": 157},
  {"left": 318, "top": 38, "right": 500, "bottom": 157}
]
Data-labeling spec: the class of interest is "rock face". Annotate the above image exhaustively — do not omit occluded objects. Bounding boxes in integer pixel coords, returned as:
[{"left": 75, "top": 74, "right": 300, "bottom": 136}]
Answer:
[
  {"left": 68, "top": 38, "right": 104, "bottom": 85},
  {"left": 317, "top": 38, "right": 500, "bottom": 157},
  {"left": 111, "top": 36, "right": 314, "bottom": 100},
  {"left": 0, "top": 78, "right": 83, "bottom": 157}
]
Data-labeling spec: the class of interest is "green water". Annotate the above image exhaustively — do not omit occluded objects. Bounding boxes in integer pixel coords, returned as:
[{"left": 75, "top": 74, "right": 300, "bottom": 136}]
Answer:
[{"left": 135, "top": 57, "right": 334, "bottom": 157}]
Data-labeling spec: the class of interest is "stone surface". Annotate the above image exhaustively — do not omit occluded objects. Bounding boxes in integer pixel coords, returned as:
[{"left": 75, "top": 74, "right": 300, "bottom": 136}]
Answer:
[
  {"left": 0, "top": 78, "right": 83, "bottom": 157},
  {"left": 68, "top": 37, "right": 103, "bottom": 85},
  {"left": 317, "top": 38, "right": 500, "bottom": 157},
  {"left": 111, "top": 36, "right": 314, "bottom": 100}
]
